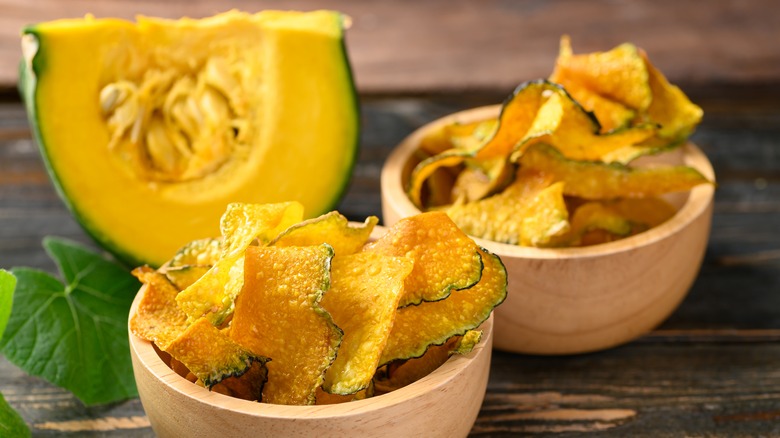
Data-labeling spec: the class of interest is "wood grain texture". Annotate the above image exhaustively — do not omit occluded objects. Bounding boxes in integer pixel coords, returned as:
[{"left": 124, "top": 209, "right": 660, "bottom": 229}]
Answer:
[{"left": 1, "top": 0, "right": 779, "bottom": 95}]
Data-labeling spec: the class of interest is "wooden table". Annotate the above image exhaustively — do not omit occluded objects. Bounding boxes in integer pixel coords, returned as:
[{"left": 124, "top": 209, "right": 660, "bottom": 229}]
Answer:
[{"left": 2, "top": 1, "right": 780, "bottom": 436}]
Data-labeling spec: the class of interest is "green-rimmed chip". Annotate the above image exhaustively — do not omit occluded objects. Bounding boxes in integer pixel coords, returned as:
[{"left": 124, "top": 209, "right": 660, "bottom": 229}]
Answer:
[
  {"left": 321, "top": 252, "right": 413, "bottom": 395},
  {"left": 379, "top": 247, "right": 506, "bottom": 365},
  {"left": 230, "top": 244, "right": 340, "bottom": 405},
  {"left": 271, "top": 211, "right": 378, "bottom": 257},
  {"left": 363, "top": 211, "right": 483, "bottom": 307}
]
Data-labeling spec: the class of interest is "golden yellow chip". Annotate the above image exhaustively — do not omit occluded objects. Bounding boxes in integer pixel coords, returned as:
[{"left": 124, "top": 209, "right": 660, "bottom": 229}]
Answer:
[
  {"left": 510, "top": 90, "right": 657, "bottom": 162},
  {"left": 363, "top": 211, "right": 483, "bottom": 307},
  {"left": 643, "top": 51, "right": 703, "bottom": 140},
  {"left": 551, "top": 36, "right": 651, "bottom": 111},
  {"left": 450, "top": 157, "right": 512, "bottom": 204},
  {"left": 519, "top": 143, "right": 712, "bottom": 199},
  {"left": 168, "top": 238, "right": 222, "bottom": 268},
  {"left": 162, "top": 265, "right": 211, "bottom": 291},
  {"left": 165, "top": 318, "right": 269, "bottom": 389},
  {"left": 271, "top": 212, "right": 378, "bottom": 257},
  {"left": 230, "top": 244, "right": 340, "bottom": 405},
  {"left": 129, "top": 266, "right": 189, "bottom": 348},
  {"left": 609, "top": 197, "right": 678, "bottom": 227},
  {"left": 446, "top": 171, "right": 569, "bottom": 246},
  {"left": 551, "top": 75, "right": 636, "bottom": 132},
  {"left": 220, "top": 202, "right": 305, "bottom": 256},
  {"left": 408, "top": 151, "right": 467, "bottom": 208},
  {"left": 548, "top": 202, "right": 632, "bottom": 247},
  {"left": 379, "top": 247, "right": 506, "bottom": 365},
  {"left": 175, "top": 253, "right": 244, "bottom": 326},
  {"left": 321, "top": 252, "right": 413, "bottom": 395}
]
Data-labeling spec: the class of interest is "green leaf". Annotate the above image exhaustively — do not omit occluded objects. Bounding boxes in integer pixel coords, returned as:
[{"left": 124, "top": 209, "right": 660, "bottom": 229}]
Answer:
[
  {"left": 0, "top": 391, "right": 31, "bottom": 438},
  {"left": 0, "top": 237, "right": 140, "bottom": 405},
  {"left": 0, "top": 270, "right": 16, "bottom": 340}
]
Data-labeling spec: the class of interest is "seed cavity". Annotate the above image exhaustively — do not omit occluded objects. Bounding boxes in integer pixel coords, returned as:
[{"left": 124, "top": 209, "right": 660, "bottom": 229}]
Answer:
[{"left": 99, "top": 57, "right": 249, "bottom": 183}]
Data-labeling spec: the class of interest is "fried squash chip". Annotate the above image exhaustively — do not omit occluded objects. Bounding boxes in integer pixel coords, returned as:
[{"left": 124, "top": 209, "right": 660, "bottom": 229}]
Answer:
[
  {"left": 550, "top": 35, "right": 702, "bottom": 141},
  {"left": 220, "top": 202, "right": 305, "bottom": 256},
  {"left": 270, "top": 212, "right": 378, "bottom": 256},
  {"left": 446, "top": 170, "right": 569, "bottom": 246},
  {"left": 379, "top": 247, "right": 506, "bottom": 365},
  {"left": 230, "top": 244, "right": 340, "bottom": 405},
  {"left": 167, "top": 238, "right": 222, "bottom": 268},
  {"left": 520, "top": 144, "right": 711, "bottom": 200},
  {"left": 162, "top": 265, "right": 211, "bottom": 291},
  {"left": 130, "top": 266, "right": 188, "bottom": 348},
  {"left": 363, "top": 211, "right": 483, "bottom": 307},
  {"left": 176, "top": 202, "right": 305, "bottom": 325},
  {"left": 165, "top": 318, "right": 269, "bottom": 389},
  {"left": 320, "top": 252, "right": 413, "bottom": 395}
]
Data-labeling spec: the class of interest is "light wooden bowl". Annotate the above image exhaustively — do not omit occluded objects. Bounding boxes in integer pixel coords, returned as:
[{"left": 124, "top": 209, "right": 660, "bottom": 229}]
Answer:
[
  {"left": 128, "top": 238, "right": 493, "bottom": 437},
  {"left": 381, "top": 105, "right": 715, "bottom": 355}
]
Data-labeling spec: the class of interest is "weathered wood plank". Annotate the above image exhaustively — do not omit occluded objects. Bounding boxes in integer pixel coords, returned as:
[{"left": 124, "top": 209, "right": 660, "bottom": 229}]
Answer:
[{"left": 1, "top": 0, "right": 779, "bottom": 95}]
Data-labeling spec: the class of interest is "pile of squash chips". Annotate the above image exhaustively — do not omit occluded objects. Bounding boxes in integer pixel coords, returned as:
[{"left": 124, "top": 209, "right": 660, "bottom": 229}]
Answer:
[
  {"left": 130, "top": 202, "right": 506, "bottom": 405},
  {"left": 409, "top": 37, "right": 713, "bottom": 247}
]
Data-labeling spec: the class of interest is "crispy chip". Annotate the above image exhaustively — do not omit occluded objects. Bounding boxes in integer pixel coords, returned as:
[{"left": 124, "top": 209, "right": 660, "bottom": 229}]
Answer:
[
  {"left": 230, "top": 244, "right": 340, "bottom": 405},
  {"left": 175, "top": 253, "right": 244, "bottom": 326},
  {"left": 321, "top": 252, "right": 413, "bottom": 395},
  {"left": 162, "top": 265, "right": 211, "bottom": 291},
  {"left": 643, "top": 51, "right": 704, "bottom": 140},
  {"left": 408, "top": 151, "right": 468, "bottom": 208},
  {"left": 374, "top": 330, "right": 482, "bottom": 395},
  {"left": 130, "top": 266, "right": 188, "bottom": 348},
  {"left": 446, "top": 171, "right": 569, "bottom": 246},
  {"left": 271, "top": 212, "right": 378, "bottom": 257},
  {"left": 609, "top": 197, "right": 677, "bottom": 227},
  {"left": 510, "top": 90, "right": 657, "bottom": 162},
  {"left": 379, "top": 247, "right": 506, "bottom": 365},
  {"left": 551, "top": 36, "right": 651, "bottom": 111},
  {"left": 220, "top": 202, "right": 305, "bottom": 256},
  {"left": 548, "top": 202, "right": 632, "bottom": 247},
  {"left": 165, "top": 318, "right": 269, "bottom": 389},
  {"left": 363, "top": 211, "right": 483, "bottom": 307},
  {"left": 551, "top": 76, "right": 636, "bottom": 132},
  {"left": 450, "top": 157, "right": 513, "bottom": 204},
  {"left": 168, "top": 238, "right": 222, "bottom": 268},
  {"left": 519, "top": 143, "right": 712, "bottom": 199}
]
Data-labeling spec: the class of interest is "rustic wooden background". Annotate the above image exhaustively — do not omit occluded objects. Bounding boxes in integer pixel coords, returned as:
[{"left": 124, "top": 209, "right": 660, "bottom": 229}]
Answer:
[{"left": 1, "top": 0, "right": 780, "bottom": 436}]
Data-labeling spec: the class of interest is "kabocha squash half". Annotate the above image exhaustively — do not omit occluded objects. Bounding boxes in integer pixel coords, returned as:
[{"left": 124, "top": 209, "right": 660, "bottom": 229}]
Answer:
[{"left": 20, "top": 10, "right": 359, "bottom": 266}]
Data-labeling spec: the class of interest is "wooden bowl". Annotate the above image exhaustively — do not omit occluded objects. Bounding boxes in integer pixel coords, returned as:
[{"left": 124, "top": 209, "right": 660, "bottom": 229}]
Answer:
[
  {"left": 381, "top": 105, "right": 715, "bottom": 355},
  {"left": 128, "top": 244, "right": 493, "bottom": 437}
]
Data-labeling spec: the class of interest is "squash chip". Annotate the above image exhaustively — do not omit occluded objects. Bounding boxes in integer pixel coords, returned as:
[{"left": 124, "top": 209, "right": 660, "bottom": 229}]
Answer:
[
  {"left": 230, "top": 244, "right": 341, "bottom": 405},
  {"left": 270, "top": 212, "right": 378, "bottom": 256},
  {"left": 363, "top": 211, "right": 483, "bottom": 307},
  {"left": 379, "top": 247, "right": 506, "bottom": 365},
  {"left": 175, "top": 253, "right": 244, "bottom": 326},
  {"left": 550, "top": 36, "right": 651, "bottom": 111},
  {"left": 643, "top": 51, "right": 704, "bottom": 140},
  {"left": 211, "top": 360, "right": 270, "bottom": 401},
  {"left": 520, "top": 143, "right": 711, "bottom": 199},
  {"left": 162, "top": 265, "right": 211, "bottom": 291},
  {"left": 165, "top": 317, "right": 269, "bottom": 390},
  {"left": 130, "top": 266, "right": 188, "bottom": 348},
  {"left": 220, "top": 202, "right": 305, "bottom": 256},
  {"left": 176, "top": 202, "right": 305, "bottom": 325},
  {"left": 167, "top": 238, "right": 222, "bottom": 268},
  {"left": 321, "top": 252, "right": 413, "bottom": 395},
  {"left": 446, "top": 171, "right": 569, "bottom": 246}
]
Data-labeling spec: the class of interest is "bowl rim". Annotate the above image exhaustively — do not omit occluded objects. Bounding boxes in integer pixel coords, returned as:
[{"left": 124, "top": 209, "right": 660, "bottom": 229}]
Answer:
[
  {"left": 381, "top": 104, "right": 716, "bottom": 259},
  {"left": 129, "top": 283, "right": 494, "bottom": 419}
]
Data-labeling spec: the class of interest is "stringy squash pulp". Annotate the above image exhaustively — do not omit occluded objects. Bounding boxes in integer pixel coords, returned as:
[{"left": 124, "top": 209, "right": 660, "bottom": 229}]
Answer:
[{"left": 21, "top": 10, "right": 359, "bottom": 266}]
